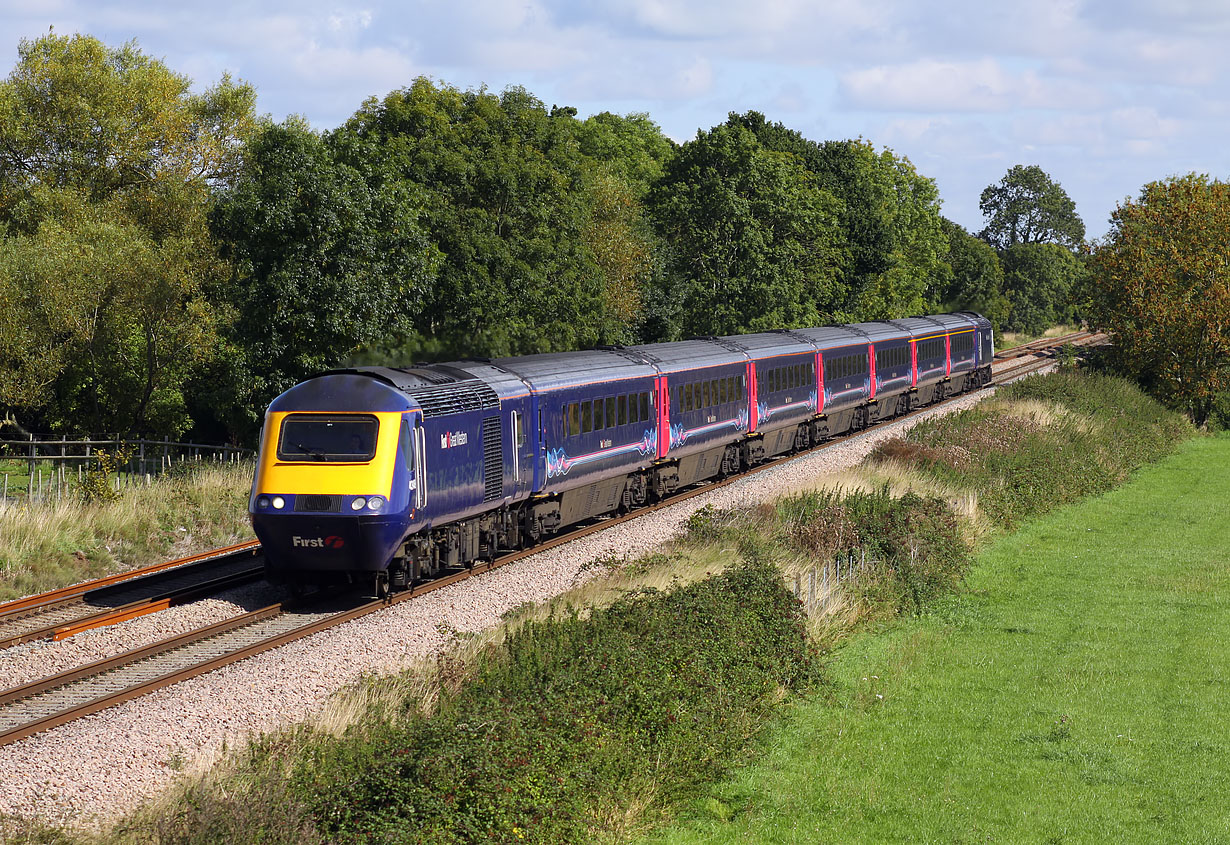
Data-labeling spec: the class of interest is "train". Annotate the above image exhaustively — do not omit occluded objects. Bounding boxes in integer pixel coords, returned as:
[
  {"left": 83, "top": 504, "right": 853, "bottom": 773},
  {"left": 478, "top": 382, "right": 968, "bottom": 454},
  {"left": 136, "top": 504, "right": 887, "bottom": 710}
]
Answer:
[{"left": 249, "top": 312, "right": 994, "bottom": 595}]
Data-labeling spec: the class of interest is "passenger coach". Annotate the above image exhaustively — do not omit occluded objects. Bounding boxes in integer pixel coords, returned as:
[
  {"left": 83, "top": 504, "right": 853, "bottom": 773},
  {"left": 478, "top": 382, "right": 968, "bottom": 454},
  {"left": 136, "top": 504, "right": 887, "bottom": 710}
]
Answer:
[{"left": 249, "top": 312, "right": 994, "bottom": 595}]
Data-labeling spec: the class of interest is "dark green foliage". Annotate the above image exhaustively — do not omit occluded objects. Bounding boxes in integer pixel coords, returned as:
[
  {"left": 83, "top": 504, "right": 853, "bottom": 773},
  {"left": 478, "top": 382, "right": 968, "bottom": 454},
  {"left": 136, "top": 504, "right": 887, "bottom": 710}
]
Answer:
[
  {"left": 294, "top": 561, "right": 814, "bottom": 843},
  {"left": 778, "top": 487, "right": 972, "bottom": 613},
  {"left": 940, "top": 217, "right": 1009, "bottom": 330},
  {"left": 648, "top": 122, "right": 846, "bottom": 337},
  {"left": 999, "top": 242, "right": 1086, "bottom": 334},
  {"left": 730, "top": 112, "right": 951, "bottom": 321},
  {"left": 205, "top": 119, "right": 439, "bottom": 437},
  {"left": 979, "top": 164, "right": 1086, "bottom": 250},
  {"left": 332, "top": 80, "right": 635, "bottom": 360},
  {"left": 874, "top": 371, "right": 1191, "bottom": 528}
]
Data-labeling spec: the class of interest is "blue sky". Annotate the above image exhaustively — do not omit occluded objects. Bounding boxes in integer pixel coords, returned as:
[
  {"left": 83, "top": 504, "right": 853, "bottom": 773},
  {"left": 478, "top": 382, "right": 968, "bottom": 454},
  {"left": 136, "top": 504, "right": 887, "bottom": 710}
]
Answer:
[{"left": 4, "top": 0, "right": 1228, "bottom": 240}]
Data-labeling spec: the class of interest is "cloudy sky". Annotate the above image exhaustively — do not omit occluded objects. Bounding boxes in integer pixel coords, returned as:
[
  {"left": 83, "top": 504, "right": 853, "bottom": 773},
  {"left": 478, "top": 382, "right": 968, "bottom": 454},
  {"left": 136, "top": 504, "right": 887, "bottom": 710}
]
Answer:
[{"left": 3, "top": 0, "right": 1227, "bottom": 239}]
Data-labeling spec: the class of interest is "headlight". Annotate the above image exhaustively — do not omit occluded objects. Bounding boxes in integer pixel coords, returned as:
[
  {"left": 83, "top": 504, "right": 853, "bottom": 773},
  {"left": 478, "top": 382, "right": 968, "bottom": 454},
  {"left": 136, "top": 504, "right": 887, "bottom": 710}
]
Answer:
[
  {"left": 350, "top": 497, "right": 367, "bottom": 511},
  {"left": 367, "top": 496, "right": 384, "bottom": 510},
  {"left": 271, "top": 496, "right": 285, "bottom": 510},
  {"left": 256, "top": 496, "right": 270, "bottom": 509}
]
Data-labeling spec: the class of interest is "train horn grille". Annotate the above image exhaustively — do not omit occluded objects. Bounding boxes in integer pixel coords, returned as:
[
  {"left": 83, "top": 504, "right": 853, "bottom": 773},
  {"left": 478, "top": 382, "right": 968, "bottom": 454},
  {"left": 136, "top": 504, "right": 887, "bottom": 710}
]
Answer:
[{"left": 296, "top": 495, "right": 341, "bottom": 513}]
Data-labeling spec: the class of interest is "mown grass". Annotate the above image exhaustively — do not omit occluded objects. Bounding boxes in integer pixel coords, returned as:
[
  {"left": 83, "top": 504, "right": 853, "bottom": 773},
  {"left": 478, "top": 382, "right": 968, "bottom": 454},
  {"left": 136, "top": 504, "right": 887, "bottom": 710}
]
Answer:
[
  {"left": 1, "top": 371, "right": 1195, "bottom": 843},
  {"left": 0, "top": 462, "right": 255, "bottom": 601},
  {"left": 639, "top": 442, "right": 1227, "bottom": 843}
]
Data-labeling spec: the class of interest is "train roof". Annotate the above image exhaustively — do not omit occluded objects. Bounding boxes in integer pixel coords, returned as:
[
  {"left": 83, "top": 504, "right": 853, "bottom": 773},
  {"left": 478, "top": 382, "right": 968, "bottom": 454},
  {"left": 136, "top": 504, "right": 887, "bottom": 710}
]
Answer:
[
  {"left": 491, "top": 349, "right": 657, "bottom": 392},
  {"left": 925, "top": 312, "right": 981, "bottom": 332},
  {"left": 268, "top": 372, "right": 414, "bottom": 414},
  {"left": 622, "top": 339, "right": 746, "bottom": 373},
  {"left": 886, "top": 316, "right": 949, "bottom": 339},
  {"left": 714, "top": 331, "right": 817, "bottom": 360},
  {"left": 788, "top": 325, "right": 872, "bottom": 349}
]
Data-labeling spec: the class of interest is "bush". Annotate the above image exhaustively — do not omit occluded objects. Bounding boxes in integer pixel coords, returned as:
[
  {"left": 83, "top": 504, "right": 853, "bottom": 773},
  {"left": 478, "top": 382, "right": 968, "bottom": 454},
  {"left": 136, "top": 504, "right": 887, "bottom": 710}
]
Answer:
[
  {"left": 778, "top": 486, "right": 972, "bottom": 613},
  {"left": 870, "top": 371, "right": 1191, "bottom": 528},
  {"left": 289, "top": 561, "right": 815, "bottom": 844}
]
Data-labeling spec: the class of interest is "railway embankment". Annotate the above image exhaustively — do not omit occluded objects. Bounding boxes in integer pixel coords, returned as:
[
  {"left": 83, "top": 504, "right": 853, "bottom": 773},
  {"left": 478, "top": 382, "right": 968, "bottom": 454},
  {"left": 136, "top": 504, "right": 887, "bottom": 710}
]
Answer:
[{"left": 0, "top": 369, "right": 1190, "bottom": 844}]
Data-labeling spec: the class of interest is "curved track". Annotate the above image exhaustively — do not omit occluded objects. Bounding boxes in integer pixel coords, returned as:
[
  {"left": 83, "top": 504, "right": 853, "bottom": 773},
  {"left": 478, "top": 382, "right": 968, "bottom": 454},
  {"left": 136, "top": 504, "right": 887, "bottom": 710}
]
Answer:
[{"left": 0, "top": 331, "right": 1101, "bottom": 746}]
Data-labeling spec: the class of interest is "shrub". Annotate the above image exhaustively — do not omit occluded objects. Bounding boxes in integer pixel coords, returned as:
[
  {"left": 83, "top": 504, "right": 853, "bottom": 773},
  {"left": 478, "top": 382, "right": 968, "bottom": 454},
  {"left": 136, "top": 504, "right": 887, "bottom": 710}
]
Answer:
[{"left": 290, "top": 560, "right": 815, "bottom": 844}]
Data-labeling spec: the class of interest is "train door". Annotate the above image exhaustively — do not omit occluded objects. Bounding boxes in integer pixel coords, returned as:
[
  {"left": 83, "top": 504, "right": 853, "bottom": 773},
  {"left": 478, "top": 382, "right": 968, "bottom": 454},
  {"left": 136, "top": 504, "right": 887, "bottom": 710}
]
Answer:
[
  {"left": 656, "top": 375, "right": 670, "bottom": 459},
  {"left": 400, "top": 413, "right": 427, "bottom": 517}
]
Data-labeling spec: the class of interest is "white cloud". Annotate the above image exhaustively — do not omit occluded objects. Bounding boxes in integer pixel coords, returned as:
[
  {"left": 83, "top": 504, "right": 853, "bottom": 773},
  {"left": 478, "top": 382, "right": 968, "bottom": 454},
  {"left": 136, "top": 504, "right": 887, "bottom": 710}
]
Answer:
[{"left": 839, "top": 58, "right": 1104, "bottom": 113}]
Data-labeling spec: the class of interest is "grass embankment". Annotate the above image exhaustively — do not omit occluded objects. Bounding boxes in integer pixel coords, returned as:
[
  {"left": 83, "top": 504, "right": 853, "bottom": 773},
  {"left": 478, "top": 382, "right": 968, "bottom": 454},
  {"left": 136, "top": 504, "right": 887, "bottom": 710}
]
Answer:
[
  {"left": 0, "top": 462, "right": 255, "bottom": 601},
  {"left": 1, "top": 371, "right": 1194, "bottom": 844},
  {"left": 643, "top": 431, "right": 1230, "bottom": 844}
]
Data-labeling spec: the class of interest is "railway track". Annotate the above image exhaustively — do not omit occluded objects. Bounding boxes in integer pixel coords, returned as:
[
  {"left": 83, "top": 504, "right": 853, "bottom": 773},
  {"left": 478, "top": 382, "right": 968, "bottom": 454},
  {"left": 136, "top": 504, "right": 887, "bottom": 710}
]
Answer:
[
  {"left": 0, "top": 330, "right": 1093, "bottom": 747},
  {"left": 0, "top": 542, "right": 263, "bottom": 650}
]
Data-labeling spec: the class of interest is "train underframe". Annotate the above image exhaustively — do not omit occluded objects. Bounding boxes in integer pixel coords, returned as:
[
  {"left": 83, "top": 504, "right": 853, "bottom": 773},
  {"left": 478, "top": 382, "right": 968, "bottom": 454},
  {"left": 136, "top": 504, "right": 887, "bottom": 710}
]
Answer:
[{"left": 382, "top": 367, "right": 991, "bottom": 597}]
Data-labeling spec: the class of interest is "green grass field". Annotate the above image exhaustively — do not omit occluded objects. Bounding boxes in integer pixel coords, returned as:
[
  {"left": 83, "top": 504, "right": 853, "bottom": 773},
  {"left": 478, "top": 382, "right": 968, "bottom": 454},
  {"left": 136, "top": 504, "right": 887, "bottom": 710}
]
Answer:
[{"left": 643, "top": 433, "right": 1230, "bottom": 844}]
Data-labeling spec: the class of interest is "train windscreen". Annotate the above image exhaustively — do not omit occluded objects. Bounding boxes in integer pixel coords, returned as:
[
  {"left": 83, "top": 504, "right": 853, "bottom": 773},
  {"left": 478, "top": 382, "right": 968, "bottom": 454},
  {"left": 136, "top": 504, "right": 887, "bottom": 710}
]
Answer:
[{"left": 276, "top": 415, "right": 379, "bottom": 462}]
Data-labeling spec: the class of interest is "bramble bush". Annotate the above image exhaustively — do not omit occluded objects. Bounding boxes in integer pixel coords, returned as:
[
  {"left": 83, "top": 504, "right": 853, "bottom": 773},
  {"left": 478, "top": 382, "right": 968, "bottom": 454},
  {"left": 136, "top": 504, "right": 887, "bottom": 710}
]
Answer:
[{"left": 290, "top": 560, "right": 815, "bottom": 844}]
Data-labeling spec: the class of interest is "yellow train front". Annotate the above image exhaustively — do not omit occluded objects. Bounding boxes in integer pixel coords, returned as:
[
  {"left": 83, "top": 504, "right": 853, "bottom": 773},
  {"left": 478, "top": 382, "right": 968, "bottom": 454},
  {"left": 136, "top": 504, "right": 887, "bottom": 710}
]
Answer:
[{"left": 249, "top": 372, "right": 418, "bottom": 590}]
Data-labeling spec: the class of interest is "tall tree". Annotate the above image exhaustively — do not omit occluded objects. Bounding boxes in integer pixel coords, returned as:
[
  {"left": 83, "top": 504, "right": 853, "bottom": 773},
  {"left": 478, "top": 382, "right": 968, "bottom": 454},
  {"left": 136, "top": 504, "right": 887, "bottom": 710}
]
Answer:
[
  {"left": 1088, "top": 173, "right": 1230, "bottom": 426},
  {"left": 649, "top": 122, "right": 846, "bottom": 337},
  {"left": 978, "top": 164, "right": 1085, "bottom": 250},
  {"left": 0, "top": 33, "right": 255, "bottom": 222},
  {"left": 0, "top": 33, "right": 255, "bottom": 436},
  {"left": 940, "top": 218, "right": 1009, "bottom": 330},
  {"left": 332, "top": 79, "right": 628, "bottom": 360},
  {"left": 730, "top": 113, "right": 950, "bottom": 320},
  {"left": 208, "top": 120, "right": 439, "bottom": 437},
  {"left": 999, "top": 242, "right": 1085, "bottom": 334}
]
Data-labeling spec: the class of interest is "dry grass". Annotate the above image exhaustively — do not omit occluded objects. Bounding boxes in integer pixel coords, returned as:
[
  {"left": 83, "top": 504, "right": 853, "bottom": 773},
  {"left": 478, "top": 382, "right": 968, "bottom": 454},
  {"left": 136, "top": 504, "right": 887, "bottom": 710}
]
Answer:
[{"left": 0, "top": 463, "right": 254, "bottom": 601}]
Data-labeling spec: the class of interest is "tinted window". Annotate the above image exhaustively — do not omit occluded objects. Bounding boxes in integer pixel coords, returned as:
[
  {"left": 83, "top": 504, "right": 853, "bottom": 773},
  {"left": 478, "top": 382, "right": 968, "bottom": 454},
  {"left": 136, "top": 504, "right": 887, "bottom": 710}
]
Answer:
[
  {"left": 582, "top": 401, "right": 592, "bottom": 433},
  {"left": 640, "top": 392, "right": 650, "bottom": 420},
  {"left": 605, "top": 397, "right": 616, "bottom": 429},
  {"left": 618, "top": 395, "right": 628, "bottom": 426},
  {"left": 568, "top": 403, "right": 580, "bottom": 437},
  {"left": 278, "top": 414, "right": 379, "bottom": 462}
]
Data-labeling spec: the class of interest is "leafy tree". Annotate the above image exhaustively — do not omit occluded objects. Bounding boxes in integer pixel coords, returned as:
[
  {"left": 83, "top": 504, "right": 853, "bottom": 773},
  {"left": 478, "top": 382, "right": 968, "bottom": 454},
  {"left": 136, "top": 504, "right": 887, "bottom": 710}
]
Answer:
[
  {"left": 649, "top": 122, "right": 846, "bottom": 337},
  {"left": 978, "top": 164, "right": 1085, "bottom": 250},
  {"left": 575, "top": 112, "right": 677, "bottom": 198},
  {"left": 730, "top": 113, "right": 949, "bottom": 320},
  {"left": 0, "top": 33, "right": 255, "bottom": 436},
  {"left": 0, "top": 190, "right": 220, "bottom": 434},
  {"left": 0, "top": 33, "right": 255, "bottom": 223},
  {"left": 940, "top": 217, "right": 1009, "bottom": 329},
  {"left": 999, "top": 242, "right": 1085, "bottom": 335},
  {"left": 1088, "top": 173, "right": 1230, "bottom": 426},
  {"left": 208, "top": 120, "right": 439, "bottom": 436},
  {"left": 333, "top": 79, "right": 629, "bottom": 360}
]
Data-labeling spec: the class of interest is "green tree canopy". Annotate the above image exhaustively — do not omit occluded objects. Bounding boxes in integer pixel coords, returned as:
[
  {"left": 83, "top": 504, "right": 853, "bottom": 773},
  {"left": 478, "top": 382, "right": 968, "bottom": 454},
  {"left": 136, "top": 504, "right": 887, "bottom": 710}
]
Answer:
[
  {"left": 207, "top": 119, "right": 440, "bottom": 436},
  {"left": 0, "top": 33, "right": 255, "bottom": 436},
  {"left": 649, "top": 122, "right": 846, "bottom": 337},
  {"left": 729, "top": 113, "right": 949, "bottom": 320},
  {"left": 1088, "top": 173, "right": 1230, "bottom": 426},
  {"left": 0, "top": 33, "right": 256, "bottom": 220},
  {"left": 332, "top": 79, "right": 634, "bottom": 360},
  {"left": 978, "top": 164, "right": 1085, "bottom": 251},
  {"left": 1000, "top": 242, "right": 1085, "bottom": 335},
  {"left": 940, "top": 217, "right": 1009, "bottom": 330}
]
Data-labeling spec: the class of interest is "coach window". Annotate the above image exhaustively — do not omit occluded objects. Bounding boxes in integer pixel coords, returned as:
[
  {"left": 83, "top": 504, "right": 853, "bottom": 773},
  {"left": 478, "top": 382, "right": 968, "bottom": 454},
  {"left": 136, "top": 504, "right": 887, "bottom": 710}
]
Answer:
[
  {"left": 639, "top": 392, "right": 650, "bottom": 421},
  {"left": 582, "top": 401, "right": 592, "bottom": 433},
  {"left": 683, "top": 383, "right": 693, "bottom": 412},
  {"left": 604, "top": 397, "right": 615, "bottom": 429},
  {"left": 568, "top": 403, "right": 580, "bottom": 437},
  {"left": 618, "top": 395, "right": 628, "bottom": 426}
]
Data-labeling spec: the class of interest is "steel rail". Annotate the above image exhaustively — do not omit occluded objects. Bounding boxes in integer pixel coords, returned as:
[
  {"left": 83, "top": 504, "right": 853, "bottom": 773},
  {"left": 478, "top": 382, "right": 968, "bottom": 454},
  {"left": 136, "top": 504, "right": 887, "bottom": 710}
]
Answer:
[{"left": 0, "top": 544, "right": 263, "bottom": 649}]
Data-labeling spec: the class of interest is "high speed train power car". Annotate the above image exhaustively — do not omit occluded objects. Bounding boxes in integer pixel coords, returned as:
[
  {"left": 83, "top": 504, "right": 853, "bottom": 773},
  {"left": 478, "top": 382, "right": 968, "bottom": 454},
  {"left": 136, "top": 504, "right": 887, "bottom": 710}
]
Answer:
[{"left": 249, "top": 312, "right": 993, "bottom": 595}]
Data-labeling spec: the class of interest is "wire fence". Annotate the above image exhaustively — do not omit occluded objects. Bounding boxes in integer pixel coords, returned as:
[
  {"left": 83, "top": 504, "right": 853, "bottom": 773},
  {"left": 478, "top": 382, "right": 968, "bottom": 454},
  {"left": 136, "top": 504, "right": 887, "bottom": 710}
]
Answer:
[
  {"left": 0, "top": 435, "right": 253, "bottom": 505},
  {"left": 789, "top": 548, "right": 875, "bottom": 616}
]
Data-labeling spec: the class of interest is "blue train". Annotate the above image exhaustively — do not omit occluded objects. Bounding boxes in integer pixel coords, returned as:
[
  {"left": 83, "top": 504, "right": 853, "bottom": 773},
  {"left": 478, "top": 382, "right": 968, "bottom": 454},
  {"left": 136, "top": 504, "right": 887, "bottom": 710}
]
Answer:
[{"left": 249, "top": 312, "right": 994, "bottom": 594}]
